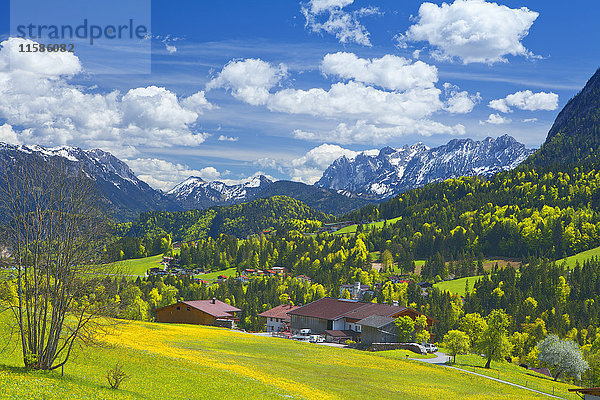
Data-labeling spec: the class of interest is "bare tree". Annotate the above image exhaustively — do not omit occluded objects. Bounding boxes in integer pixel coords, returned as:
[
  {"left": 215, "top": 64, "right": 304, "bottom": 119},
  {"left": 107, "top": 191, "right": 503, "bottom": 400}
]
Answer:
[{"left": 0, "top": 156, "right": 118, "bottom": 370}]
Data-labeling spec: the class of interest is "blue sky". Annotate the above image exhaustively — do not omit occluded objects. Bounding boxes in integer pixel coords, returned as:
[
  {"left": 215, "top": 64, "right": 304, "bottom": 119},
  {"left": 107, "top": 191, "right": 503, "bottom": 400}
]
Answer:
[{"left": 0, "top": 0, "right": 599, "bottom": 190}]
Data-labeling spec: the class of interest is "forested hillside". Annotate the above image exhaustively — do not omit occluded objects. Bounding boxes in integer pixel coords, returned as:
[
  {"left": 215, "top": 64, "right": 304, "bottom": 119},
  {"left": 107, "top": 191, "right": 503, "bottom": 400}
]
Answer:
[
  {"left": 526, "top": 68, "right": 600, "bottom": 169},
  {"left": 124, "top": 195, "right": 331, "bottom": 242}
]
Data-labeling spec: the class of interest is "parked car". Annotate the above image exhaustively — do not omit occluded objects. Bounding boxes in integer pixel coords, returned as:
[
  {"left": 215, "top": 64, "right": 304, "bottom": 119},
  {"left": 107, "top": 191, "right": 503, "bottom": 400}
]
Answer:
[
  {"left": 422, "top": 343, "right": 438, "bottom": 353},
  {"left": 309, "top": 335, "right": 324, "bottom": 343},
  {"left": 299, "top": 328, "right": 311, "bottom": 335}
]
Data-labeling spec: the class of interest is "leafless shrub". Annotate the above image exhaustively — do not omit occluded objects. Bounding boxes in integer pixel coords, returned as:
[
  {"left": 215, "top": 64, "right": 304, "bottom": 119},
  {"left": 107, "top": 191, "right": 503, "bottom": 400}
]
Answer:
[{"left": 105, "top": 362, "right": 129, "bottom": 389}]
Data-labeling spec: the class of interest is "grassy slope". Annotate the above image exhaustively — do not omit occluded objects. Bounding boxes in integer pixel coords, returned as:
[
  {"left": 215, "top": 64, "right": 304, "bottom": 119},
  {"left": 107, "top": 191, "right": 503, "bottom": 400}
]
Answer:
[
  {"left": 196, "top": 267, "right": 238, "bottom": 280},
  {"left": 334, "top": 217, "right": 402, "bottom": 235},
  {"left": 0, "top": 316, "right": 559, "bottom": 400},
  {"left": 435, "top": 276, "right": 484, "bottom": 296},
  {"left": 103, "top": 254, "right": 163, "bottom": 277},
  {"left": 444, "top": 352, "right": 579, "bottom": 400},
  {"left": 557, "top": 245, "right": 600, "bottom": 268}
]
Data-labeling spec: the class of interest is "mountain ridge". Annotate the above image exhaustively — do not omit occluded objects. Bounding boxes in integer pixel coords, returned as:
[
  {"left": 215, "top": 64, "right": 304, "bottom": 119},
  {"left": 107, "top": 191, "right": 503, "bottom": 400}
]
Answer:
[
  {"left": 316, "top": 135, "right": 534, "bottom": 200},
  {"left": 0, "top": 143, "right": 180, "bottom": 220}
]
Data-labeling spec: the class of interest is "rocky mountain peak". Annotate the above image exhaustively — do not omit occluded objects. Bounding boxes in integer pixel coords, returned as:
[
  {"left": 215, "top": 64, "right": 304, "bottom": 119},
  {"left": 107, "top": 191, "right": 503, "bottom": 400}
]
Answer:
[{"left": 316, "top": 135, "right": 534, "bottom": 200}]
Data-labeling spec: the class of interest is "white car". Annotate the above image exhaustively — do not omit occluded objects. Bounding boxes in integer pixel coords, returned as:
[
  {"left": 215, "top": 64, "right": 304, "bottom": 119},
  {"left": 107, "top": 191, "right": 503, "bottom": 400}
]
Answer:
[
  {"left": 422, "top": 343, "right": 438, "bottom": 353},
  {"left": 309, "top": 335, "right": 324, "bottom": 343}
]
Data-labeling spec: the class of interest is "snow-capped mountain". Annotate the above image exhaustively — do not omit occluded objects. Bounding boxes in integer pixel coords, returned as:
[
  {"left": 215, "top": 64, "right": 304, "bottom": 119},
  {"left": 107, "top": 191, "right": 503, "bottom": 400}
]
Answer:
[
  {"left": 316, "top": 135, "right": 535, "bottom": 200},
  {"left": 166, "top": 175, "right": 274, "bottom": 209},
  {"left": 0, "top": 143, "right": 179, "bottom": 220},
  {"left": 165, "top": 175, "right": 371, "bottom": 215},
  {"left": 0, "top": 142, "right": 370, "bottom": 219}
]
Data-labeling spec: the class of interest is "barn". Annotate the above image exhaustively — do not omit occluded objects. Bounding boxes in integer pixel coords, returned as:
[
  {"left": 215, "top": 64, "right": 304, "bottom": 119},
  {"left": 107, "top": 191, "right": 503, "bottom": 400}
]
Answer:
[{"left": 155, "top": 298, "right": 241, "bottom": 328}]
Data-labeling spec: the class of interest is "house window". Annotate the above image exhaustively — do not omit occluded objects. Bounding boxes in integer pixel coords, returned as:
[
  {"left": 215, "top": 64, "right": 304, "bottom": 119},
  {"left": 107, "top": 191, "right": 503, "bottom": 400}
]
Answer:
[
  {"left": 187, "top": 307, "right": 190, "bottom": 311},
  {"left": 176, "top": 306, "right": 180, "bottom": 310}
]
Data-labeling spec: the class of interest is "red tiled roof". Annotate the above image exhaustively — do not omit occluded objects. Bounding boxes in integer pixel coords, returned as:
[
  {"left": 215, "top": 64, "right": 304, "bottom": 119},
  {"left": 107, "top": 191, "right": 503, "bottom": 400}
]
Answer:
[
  {"left": 288, "top": 297, "right": 431, "bottom": 323},
  {"left": 288, "top": 298, "right": 365, "bottom": 320},
  {"left": 258, "top": 304, "right": 300, "bottom": 321},
  {"left": 181, "top": 300, "right": 241, "bottom": 318},
  {"left": 342, "top": 303, "right": 408, "bottom": 321}
]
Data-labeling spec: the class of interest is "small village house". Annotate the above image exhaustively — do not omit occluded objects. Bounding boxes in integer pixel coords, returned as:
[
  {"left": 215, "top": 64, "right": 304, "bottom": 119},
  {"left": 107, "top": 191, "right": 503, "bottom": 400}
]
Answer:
[
  {"left": 258, "top": 304, "right": 299, "bottom": 333},
  {"left": 155, "top": 298, "right": 241, "bottom": 328}
]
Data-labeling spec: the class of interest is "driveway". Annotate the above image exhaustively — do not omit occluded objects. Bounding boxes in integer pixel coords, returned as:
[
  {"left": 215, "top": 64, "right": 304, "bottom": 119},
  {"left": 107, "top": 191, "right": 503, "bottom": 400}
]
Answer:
[{"left": 414, "top": 351, "right": 452, "bottom": 364}]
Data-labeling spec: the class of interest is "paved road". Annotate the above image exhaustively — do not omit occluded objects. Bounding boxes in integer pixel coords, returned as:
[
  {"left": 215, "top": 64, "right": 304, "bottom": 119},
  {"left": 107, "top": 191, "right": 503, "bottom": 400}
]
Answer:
[
  {"left": 410, "top": 353, "right": 566, "bottom": 399},
  {"left": 415, "top": 351, "right": 452, "bottom": 364}
]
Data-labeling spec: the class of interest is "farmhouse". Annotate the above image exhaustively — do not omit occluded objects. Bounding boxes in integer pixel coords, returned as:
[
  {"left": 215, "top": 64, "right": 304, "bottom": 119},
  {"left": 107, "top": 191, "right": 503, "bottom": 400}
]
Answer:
[
  {"left": 155, "top": 298, "right": 241, "bottom": 328},
  {"left": 288, "top": 297, "right": 435, "bottom": 343},
  {"left": 258, "top": 304, "right": 300, "bottom": 333}
]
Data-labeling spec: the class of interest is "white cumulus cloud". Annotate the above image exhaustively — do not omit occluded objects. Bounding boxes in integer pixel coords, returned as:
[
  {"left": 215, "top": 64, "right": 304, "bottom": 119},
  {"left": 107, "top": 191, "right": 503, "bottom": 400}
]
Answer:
[
  {"left": 443, "top": 83, "right": 481, "bottom": 114},
  {"left": 267, "top": 81, "right": 443, "bottom": 123},
  {"left": 0, "top": 37, "right": 82, "bottom": 76},
  {"left": 480, "top": 113, "right": 511, "bottom": 125},
  {"left": 210, "top": 55, "right": 473, "bottom": 145},
  {"left": 218, "top": 135, "right": 239, "bottom": 142},
  {"left": 0, "top": 123, "right": 23, "bottom": 145},
  {"left": 0, "top": 38, "right": 213, "bottom": 156},
  {"left": 321, "top": 52, "right": 438, "bottom": 90},
  {"left": 301, "top": 0, "right": 378, "bottom": 46},
  {"left": 294, "top": 119, "right": 465, "bottom": 144},
  {"left": 206, "top": 58, "right": 287, "bottom": 106},
  {"left": 398, "top": 0, "right": 539, "bottom": 64},
  {"left": 489, "top": 90, "right": 558, "bottom": 113}
]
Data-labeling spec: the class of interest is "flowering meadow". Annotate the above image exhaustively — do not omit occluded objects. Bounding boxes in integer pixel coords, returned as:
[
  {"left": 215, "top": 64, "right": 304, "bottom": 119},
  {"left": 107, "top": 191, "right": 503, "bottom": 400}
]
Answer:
[{"left": 0, "top": 313, "right": 576, "bottom": 399}]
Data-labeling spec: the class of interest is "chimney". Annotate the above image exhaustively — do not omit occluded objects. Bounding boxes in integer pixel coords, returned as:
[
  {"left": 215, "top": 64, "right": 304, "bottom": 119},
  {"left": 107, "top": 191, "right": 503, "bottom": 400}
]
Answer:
[{"left": 211, "top": 297, "right": 216, "bottom": 304}]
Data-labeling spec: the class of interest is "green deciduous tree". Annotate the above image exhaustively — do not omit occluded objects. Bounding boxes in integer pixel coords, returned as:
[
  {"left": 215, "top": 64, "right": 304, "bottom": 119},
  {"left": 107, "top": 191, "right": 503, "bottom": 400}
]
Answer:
[
  {"left": 395, "top": 316, "right": 415, "bottom": 343},
  {"left": 414, "top": 315, "right": 431, "bottom": 343},
  {"left": 381, "top": 249, "right": 394, "bottom": 272},
  {"left": 443, "top": 330, "right": 470, "bottom": 363},
  {"left": 476, "top": 309, "right": 512, "bottom": 369},
  {"left": 459, "top": 313, "right": 487, "bottom": 347}
]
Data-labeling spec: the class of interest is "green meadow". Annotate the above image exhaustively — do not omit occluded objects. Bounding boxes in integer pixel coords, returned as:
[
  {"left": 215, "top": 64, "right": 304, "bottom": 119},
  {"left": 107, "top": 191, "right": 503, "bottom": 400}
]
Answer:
[
  {"left": 334, "top": 217, "right": 402, "bottom": 235},
  {"left": 103, "top": 254, "right": 163, "bottom": 277},
  {"left": 434, "top": 275, "right": 485, "bottom": 296},
  {"left": 557, "top": 245, "right": 600, "bottom": 268},
  {"left": 0, "top": 312, "right": 568, "bottom": 400}
]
